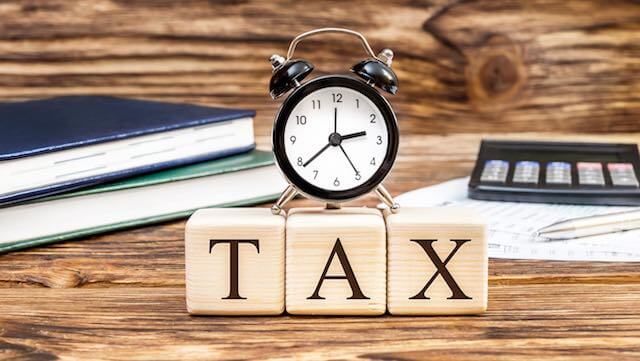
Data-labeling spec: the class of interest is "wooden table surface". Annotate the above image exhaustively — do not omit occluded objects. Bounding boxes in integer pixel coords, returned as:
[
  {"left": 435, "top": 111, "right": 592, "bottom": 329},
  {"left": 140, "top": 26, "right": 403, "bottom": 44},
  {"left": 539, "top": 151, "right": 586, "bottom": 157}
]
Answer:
[
  {"left": 2, "top": 0, "right": 640, "bottom": 359},
  {"left": 1, "top": 132, "right": 640, "bottom": 360}
]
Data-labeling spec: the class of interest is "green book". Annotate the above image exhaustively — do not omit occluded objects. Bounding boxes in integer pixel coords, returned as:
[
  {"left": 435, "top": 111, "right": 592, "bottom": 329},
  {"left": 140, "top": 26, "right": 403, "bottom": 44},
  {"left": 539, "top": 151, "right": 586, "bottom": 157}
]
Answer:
[{"left": 0, "top": 150, "right": 285, "bottom": 254}]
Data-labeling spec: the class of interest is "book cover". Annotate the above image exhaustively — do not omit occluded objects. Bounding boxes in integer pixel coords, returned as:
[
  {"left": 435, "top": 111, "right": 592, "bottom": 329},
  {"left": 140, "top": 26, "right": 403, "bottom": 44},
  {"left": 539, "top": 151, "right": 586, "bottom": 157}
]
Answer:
[
  {"left": 1, "top": 96, "right": 256, "bottom": 205},
  {"left": 0, "top": 150, "right": 285, "bottom": 254}
]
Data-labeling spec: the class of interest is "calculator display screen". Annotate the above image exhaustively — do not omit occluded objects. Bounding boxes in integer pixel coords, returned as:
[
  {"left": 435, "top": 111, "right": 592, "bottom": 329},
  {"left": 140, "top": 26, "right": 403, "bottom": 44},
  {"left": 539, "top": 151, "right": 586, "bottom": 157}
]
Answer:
[{"left": 510, "top": 150, "right": 621, "bottom": 163}]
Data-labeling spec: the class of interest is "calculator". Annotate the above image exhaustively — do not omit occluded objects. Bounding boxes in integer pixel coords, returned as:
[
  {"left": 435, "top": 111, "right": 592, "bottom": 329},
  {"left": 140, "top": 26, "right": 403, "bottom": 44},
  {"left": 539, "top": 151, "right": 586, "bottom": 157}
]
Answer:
[{"left": 468, "top": 140, "right": 640, "bottom": 206}]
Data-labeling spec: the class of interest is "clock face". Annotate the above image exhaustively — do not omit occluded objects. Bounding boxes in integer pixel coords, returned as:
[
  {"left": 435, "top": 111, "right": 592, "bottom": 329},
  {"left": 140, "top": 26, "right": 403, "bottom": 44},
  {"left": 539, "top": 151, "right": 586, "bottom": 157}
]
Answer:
[{"left": 273, "top": 76, "right": 398, "bottom": 201}]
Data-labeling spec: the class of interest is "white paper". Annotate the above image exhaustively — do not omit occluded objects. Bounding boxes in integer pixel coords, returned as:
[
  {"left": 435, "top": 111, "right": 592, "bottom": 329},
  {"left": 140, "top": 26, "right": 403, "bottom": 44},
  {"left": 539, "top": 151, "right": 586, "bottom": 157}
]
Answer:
[{"left": 392, "top": 177, "right": 640, "bottom": 262}]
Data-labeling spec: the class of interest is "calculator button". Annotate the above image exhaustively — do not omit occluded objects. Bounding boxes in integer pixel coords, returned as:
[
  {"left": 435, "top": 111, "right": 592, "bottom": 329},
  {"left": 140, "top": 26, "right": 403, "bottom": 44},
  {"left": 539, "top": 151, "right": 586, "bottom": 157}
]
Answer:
[
  {"left": 480, "top": 160, "right": 509, "bottom": 183},
  {"left": 608, "top": 163, "right": 639, "bottom": 187},
  {"left": 577, "top": 162, "right": 605, "bottom": 186},
  {"left": 545, "top": 162, "right": 571, "bottom": 185},
  {"left": 512, "top": 161, "right": 540, "bottom": 184}
]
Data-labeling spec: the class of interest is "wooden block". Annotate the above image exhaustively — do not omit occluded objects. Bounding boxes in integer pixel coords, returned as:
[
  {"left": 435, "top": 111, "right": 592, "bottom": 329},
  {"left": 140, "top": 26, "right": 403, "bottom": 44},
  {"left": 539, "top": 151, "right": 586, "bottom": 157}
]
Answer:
[
  {"left": 185, "top": 208, "right": 285, "bottom": 315},
  {"left": 285, "top": 207, "right": 386, "bottom": 315},
  {"left": 385, "top": 207, "right": 487, "bottom": 315}
]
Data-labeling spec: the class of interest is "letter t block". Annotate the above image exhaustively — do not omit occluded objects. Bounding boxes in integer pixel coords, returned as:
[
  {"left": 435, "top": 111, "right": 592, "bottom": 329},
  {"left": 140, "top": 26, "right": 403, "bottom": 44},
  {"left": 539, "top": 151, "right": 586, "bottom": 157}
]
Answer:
[
  {"left": 185, "top": 208, "right": 285, "bottom": 315},
  {"left": 385, "top": 207, "right": 488, "bottom": 315}
]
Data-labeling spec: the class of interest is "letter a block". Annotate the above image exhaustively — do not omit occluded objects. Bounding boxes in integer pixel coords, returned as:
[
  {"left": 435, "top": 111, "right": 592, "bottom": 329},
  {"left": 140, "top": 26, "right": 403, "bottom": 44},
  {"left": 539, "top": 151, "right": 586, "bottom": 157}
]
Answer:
[
  {"left": 385, "top": 207, "right": 487, "bottom": 315},
  {"left": 286, "top": 208, "right": 386, "bottom": 315},
  {"left": 185, "top": 208, "right": 285, "bottom": 315}
]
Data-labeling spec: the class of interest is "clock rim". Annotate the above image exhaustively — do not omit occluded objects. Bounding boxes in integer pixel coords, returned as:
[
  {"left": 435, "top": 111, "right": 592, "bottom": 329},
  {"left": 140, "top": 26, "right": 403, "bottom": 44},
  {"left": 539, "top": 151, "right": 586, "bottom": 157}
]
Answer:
[{"left": 272, "top": 75, "right": 399, "bottom": 201}]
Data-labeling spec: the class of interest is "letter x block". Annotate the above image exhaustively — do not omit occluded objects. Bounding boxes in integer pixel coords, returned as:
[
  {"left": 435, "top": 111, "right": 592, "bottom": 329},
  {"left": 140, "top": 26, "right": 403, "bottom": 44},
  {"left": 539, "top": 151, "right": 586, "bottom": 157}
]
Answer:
[
  {"left": 185, "top": 208, "right": 285, "bottom": 315},
  {"left": 286, "top": 207, "right": 386, "bottom": 315},
  {"left": 385, "top": 207, "right": 487, "bottom": 315}
]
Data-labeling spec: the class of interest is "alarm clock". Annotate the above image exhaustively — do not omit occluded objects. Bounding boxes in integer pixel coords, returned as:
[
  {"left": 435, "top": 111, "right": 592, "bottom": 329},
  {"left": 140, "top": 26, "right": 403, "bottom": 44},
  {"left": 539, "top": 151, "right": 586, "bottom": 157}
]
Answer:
[{"left": 268, "top": 28, "right": 400, "bottom": 214}]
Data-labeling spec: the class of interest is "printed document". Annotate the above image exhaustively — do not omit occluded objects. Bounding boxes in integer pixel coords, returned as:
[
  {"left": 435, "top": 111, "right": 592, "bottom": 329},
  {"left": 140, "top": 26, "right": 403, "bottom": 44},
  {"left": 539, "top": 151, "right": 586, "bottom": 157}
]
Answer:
[{"left": 392, "top": 177, "right": 640, "bottom": 261}]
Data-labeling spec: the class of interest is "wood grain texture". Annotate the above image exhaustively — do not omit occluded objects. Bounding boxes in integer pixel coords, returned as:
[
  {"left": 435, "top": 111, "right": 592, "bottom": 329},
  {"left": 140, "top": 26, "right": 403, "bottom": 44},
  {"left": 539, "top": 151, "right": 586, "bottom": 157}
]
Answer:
[
  {"left": 385, "top": 207, "right": 488, "bottom": 315},
  {"left": 1, "top": 132, "right": 640, "bottom": 359},
  {"left": 1, "top": 285, "right": 640, "bottom": 360},
  {"left": 285, "top": 207, "right": 387, "bottom": 315},
  {"left": 185, "top": 208, "right": 285, "bottom": 315},
  {"left": 1, "top": 0, "right": 640, "bottom": 355},
  {"left": 0, "top": 0, "right": 639, "bottom": 137}
]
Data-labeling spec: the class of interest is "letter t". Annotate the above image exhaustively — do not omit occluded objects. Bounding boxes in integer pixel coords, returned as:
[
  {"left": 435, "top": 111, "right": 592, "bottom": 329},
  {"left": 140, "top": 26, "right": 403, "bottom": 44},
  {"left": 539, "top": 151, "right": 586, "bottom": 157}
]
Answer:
[{"left": 209, "top": 239, "right": 260, "bottom": 300}]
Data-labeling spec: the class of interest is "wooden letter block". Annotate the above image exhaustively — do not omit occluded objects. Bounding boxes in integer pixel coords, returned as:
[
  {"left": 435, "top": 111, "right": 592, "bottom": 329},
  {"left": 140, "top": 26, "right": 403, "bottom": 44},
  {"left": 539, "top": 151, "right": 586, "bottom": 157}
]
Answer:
[
  {"left": 185, "top": 208, "right": 285, "bottom": 315},
  {"left": 286, "top": 207, "right": 386, "bottom": 315},
  {"left": 385, "top": 207, "right": 487, "bottom": 315}
]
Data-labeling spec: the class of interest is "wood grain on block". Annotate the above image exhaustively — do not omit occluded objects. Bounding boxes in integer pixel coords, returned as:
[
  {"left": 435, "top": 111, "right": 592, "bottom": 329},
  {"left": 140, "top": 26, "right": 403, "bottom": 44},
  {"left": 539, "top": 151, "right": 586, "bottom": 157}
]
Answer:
[
  {"left": 385, "top": 207, "right": 487, "bottom": 315},
  {"left": 285, "top": 207, "right": 386, "bottom": 315},
  {"left": 185, "top": 208, "right": 285, "bottom": 315}
]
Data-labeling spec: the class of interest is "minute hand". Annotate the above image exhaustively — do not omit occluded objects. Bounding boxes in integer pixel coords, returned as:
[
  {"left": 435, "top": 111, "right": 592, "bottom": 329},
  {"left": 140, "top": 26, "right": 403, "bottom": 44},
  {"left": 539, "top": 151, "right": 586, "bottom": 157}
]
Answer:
[
  {"left": 341, "top": 131, "right": 367, "bottom": 140},
  {"left": 303, "top": 143, "right": 331, "bottom": 167}
]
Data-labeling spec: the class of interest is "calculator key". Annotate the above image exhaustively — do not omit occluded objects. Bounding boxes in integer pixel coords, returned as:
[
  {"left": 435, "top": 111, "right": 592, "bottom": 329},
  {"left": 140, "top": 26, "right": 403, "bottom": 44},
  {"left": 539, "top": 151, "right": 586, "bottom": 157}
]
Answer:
[
  {"left": 480, "top": 160, "right": 509, "bottom": 183},
  {"left": 577, "top": 162, "right": 605, "bottom": 186},
  {"left": 608, "top": 163, "right": 639, "bottom": 187},
  {"left": 512, "top": 161, "right": 540, "bottom": 184},
  {"left": 546, "top": 162, "right": 571, "bottom": 185}
]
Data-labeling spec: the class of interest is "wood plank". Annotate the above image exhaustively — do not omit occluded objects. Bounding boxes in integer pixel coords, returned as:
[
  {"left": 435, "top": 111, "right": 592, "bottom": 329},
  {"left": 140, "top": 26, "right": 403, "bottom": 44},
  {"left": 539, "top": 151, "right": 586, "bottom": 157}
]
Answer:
[
  {"left": 1, "top": 284, "right": 640, "bottom": 360},
  {"left": 0, "top": 0, "right": 638, "bottom": 135}
]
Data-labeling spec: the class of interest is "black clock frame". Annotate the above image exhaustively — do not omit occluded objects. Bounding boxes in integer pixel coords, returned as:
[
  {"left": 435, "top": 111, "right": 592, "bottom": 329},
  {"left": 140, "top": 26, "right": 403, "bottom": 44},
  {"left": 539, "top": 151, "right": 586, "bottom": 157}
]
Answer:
[{"left": 272, "top": 75, "right": 399, "bottom": 201}]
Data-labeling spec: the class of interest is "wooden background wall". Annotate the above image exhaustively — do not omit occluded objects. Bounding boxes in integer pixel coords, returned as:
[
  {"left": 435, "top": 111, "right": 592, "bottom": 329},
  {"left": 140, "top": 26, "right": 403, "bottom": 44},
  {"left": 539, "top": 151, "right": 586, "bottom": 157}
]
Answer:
[{"left": 0, "top": 0, "right": 638, "bottom": 137}]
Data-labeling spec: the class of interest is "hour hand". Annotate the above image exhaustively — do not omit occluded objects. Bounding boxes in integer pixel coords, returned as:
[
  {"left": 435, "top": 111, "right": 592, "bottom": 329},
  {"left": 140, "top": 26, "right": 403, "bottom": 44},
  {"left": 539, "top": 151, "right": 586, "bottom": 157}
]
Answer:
[{"left": 341, "top": 131, "right": 367, "bottom": 140}]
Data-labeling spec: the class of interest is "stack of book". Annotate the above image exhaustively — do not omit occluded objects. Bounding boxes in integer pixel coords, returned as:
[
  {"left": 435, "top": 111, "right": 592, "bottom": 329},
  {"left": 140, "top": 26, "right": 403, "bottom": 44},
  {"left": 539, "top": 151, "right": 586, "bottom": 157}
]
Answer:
[{"left": 0, "top": 96, "right": 286, "bottom": 253}]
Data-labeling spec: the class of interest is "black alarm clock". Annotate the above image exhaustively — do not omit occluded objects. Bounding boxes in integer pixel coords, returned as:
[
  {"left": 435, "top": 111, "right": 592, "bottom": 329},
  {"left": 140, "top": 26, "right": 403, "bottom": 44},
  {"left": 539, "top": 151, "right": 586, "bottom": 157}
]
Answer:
[{"left": 268, "top": 28, "right": 400, "bottom": 214}]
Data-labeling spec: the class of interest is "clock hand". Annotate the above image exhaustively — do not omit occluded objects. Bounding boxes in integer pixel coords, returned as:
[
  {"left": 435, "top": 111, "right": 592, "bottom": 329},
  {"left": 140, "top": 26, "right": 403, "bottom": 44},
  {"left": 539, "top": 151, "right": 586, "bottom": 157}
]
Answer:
[
  {"left": 338, "top": 144, "right": 359, "bottom": 175},
  {"left": 341, "top": 131, "right": 367, "bottom": 140},
  {"left": 303, "top": 143, "right": 331, "bottom": 167},
  {"left": 334, "top": 107, "right": 337, "bottom": 133}
]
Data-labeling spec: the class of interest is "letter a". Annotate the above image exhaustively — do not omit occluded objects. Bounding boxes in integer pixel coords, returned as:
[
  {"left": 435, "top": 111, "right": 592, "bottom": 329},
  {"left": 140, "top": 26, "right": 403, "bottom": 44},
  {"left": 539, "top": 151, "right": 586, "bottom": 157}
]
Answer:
[{"left": 307, "top": 238, "right": 369, "bottom": 300}]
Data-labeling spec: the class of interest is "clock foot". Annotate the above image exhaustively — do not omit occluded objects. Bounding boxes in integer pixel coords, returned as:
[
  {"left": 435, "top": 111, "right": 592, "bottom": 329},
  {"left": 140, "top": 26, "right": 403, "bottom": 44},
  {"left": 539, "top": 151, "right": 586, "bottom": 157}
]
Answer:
[
  {"left": 325, "top": 202, "right": 342, "bottom": 210},
  {"left": 375, "top": 184, "right": 399, "bottom": 213},
  {"left": 271, "top": 185, "right": 298, "bottom": 215}
]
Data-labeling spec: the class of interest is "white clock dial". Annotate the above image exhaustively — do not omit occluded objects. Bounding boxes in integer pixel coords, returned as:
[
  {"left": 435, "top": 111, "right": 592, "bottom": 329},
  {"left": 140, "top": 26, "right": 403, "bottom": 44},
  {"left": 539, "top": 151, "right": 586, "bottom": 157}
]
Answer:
[{"left": 283, "top": 86, "right": 389, "bottom": 191}]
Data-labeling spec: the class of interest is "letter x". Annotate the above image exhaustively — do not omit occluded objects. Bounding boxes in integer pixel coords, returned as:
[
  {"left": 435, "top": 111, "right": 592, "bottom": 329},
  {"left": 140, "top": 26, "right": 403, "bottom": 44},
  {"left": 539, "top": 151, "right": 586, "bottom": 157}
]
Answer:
[{"left": 409, "top": 239, "right": 471, "bottom": 300}]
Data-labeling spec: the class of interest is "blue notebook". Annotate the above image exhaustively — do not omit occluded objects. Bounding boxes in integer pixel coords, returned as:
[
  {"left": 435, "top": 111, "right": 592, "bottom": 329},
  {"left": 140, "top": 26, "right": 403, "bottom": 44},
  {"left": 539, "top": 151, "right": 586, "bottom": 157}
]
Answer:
[{"left": 1, "top": 96, "right": 256, "bottom": 205}]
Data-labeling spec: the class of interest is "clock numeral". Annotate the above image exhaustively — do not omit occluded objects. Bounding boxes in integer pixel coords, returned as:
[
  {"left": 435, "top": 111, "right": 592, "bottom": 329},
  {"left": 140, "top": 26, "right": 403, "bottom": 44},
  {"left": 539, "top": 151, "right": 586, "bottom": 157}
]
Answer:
[
  {"left": 376, "top": 136, "right": 383, "bottom": 145},
  {"left": 296, "top": 115, "right": 307, "bottom": 125},
  {"left": 312, "top": 99, "right": 321, "bottom": 109},
  {"left": 370, "top": 157, "right": 376, "bottom": 166},
  {"left": 297, "top": 157, "right": 303, "bottom": 166},
  {"left": 355, "top": 172, "right": 361, "bottom": 181},
  {"left": 355, "top": 99, "right": 360, "bottom": 108},
  {"left": 290, "top": 135, "right": 296, "bottom": 144},
  {"left": 332, "top": 93, "right": 343, "bottom": 103},
  {"left": 334, "top": 177, "right": 340, "bottom": 187},
  {"left": 313, "top": 170, "right": 318, "bottom": 179},
  {"left": 370, "top": 114, "right": 376, "bottom": 123}
]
